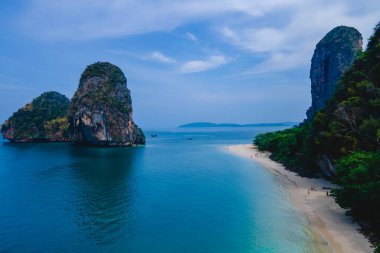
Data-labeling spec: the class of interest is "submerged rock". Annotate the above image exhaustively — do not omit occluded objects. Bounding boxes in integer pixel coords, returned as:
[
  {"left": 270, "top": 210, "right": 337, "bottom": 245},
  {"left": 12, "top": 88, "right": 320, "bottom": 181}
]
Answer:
[
  {"left": 1, "top": 91, "right": 70, "bottom": 142},
  {"left": 306, "top": 26, "right": 362, "bottom": 120},
  {"left": 69, "top": 62, "right": 145, "bottom": 146}
]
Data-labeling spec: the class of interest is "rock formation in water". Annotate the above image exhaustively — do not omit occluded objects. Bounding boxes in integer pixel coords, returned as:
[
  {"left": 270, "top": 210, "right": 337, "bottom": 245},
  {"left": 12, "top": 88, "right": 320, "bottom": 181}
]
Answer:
[
  {"left": 68, "top": 62, "right": 145, "bottom": 146},
  {"left": 306, "top": 26, "right": 363, "bottom": 120},
  {"left": 1, "top": 91, "right": 70, "bottom": 142}
]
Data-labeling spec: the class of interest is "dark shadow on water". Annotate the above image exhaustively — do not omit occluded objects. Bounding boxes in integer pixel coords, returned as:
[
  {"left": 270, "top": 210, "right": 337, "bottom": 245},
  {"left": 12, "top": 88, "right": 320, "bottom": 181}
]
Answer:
[
  {"left": 67, "top": 146, "right": 143, "bottom": 245},
  {"left": 1, "top": 140, "right": 70, "bottom": 152},
  {"left": 1, "top": 139, "right": 145, "bottom": 247}
]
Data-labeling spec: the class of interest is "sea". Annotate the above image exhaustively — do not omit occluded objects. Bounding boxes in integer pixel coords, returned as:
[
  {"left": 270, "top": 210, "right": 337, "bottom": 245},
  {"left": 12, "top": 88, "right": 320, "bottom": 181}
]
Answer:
[{"left": 0, "top": 126, "right": 318, "bottom": 253}]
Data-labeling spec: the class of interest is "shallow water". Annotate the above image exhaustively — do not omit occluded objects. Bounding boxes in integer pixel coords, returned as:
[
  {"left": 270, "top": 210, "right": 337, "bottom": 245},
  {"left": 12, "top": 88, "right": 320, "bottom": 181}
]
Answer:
[{"left": 0, "top": 126, "right": 317, "bottom": 253}]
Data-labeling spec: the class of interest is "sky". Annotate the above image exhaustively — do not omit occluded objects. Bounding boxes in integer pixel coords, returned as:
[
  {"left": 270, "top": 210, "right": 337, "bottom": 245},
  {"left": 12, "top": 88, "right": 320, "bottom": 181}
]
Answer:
[{"left": 0, "top": 0, "right": 379, "bottom": 128}]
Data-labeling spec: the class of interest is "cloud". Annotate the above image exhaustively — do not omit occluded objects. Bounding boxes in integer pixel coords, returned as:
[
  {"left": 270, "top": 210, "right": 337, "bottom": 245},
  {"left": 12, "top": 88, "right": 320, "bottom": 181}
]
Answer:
[
  {"left": 217, "top": 0, "right": 380, "bottom": 73},
  {"left": 186, "top": 32, "right": 198, "bottom": 43},
  {"left": 108, "top": 48, "right": 228, "bottom": 73},
  {"left": 13, "top": 0, "right": 380, "bottom": 74},
  {"left": 15, "top": 0, "right": 321, "bottom": 41},
  {"left": 180, "top": 55, "right": 228, "bottom": 73},
  {"left": 150, "top": 51, "right": 176, "bottom": 64},
  {"left": 107, "top": 49, "right": 177, "bottom": 64},
  {"left": 250, "top": 52, "right": 306, "bottom": 74}
]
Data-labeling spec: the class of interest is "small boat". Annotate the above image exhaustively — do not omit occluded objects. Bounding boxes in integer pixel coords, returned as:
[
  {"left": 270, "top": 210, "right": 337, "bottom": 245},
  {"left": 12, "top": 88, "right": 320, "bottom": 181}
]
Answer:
[
  {"left": 150, "top": 134, "right": 158, "bottom": 137},
  {"left": 187, "top": 138, "right": 193, "bottom": 140}
]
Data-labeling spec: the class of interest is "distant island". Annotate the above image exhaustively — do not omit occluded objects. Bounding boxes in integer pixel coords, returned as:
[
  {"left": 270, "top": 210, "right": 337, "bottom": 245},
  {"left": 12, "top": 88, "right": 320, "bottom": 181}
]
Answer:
[{"left": 179, "top": 122, "right": 298, "bottom": 128}]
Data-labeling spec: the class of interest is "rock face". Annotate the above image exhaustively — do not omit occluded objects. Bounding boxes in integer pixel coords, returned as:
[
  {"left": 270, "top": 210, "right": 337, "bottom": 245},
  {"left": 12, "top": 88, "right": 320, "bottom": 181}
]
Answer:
[
  {"left": 1, "top": 91, "right": 70, "bottom": 142},
  {"left": 69, "top": 62, "right": 145, "bottom": 146},
  {"left": 306, "top": 26, "right": 362, "bottom": 120}
]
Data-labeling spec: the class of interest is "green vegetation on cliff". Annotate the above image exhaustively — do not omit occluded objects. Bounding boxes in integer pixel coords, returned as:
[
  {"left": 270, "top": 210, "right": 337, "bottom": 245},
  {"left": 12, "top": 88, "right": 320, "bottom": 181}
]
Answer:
[
  {"left": 79, "top": 61, "right": 127, "bottom": 88},
  {"left": 255, "top": 22, "right": 380, "bottom": 245},
  {"left": 69, "top": 62, "right": 132, "bottom": 115},
  {"left": 69, "top": 62, "right": 145, "bottom": 146},
  {"left": 1, "top": 91, "right": 70, "bottom": 142},
  {"left": 254, "top": 123, "right": 315, "bottom": 175},
  {"left": 1, "top": 62, "right": 144, "bottom": 145}
]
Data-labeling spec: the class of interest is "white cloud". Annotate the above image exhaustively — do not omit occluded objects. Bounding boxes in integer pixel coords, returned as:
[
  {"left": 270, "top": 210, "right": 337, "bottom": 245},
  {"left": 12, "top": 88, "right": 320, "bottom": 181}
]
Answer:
[
  {"left": 15, "top": 0, "right": 322, "bottom": 40},
  {"left": 150, "top": 51, "right": 176, "bottom": 64},
  {"left": 217, "top": 0, "right": 380, "bottom": 73},
  {"left": 251, "top": 52, "right": 306, "bottom": 74},
  {"left": 186, "top": 32, "right": 198, "bottom": 43},
  {"left": 14, "top": 0, "right": 380, "bottom": 73},
  {"left": 180, "top": 55, "right": 228, "bottom": 73}
]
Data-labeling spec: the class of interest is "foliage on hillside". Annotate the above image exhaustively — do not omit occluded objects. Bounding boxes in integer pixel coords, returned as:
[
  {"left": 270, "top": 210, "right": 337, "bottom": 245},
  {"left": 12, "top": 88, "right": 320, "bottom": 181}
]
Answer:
[
  {"left": 79, "top": 61, "right": 127, "bottom": 87},
  {"left": 254, "top": 124, "right": 316, "bottom": 175},
  {"left": 254, "top": 22, "right": 380, "bottom": 246},
  {"left": 68, "top": 62, "right": 145, "bottom": 146},
  {"left": 1, "top": 91, "right": 70, "bottom": 141},
  {"left": 70, "top": 62, "right": 132, "bottom": 114},
  {"left": 44, "top": 117, "right": 70, "bottom": 140}
]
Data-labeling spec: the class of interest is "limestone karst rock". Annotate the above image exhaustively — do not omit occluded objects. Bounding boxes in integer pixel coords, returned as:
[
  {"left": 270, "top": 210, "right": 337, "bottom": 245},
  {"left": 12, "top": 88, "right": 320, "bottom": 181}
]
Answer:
[
  {"left": 1, "top": 91, "right": 70, "bottom": 142},
  {"left": 306, "top": 26, "right": 363, "bottom": 120},
  {"left": 69, "top": 62, "right": 145, "bottom": 146}
]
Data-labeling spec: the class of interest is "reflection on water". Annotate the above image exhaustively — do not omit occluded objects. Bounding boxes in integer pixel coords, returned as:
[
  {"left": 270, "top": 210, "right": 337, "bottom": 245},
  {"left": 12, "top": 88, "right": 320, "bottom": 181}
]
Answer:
[
  {"left": 0, "top": 127, "right": 316, "bottom": 253},
  {"left": 68, "top": 147, "right": 140, "bottom": 245},
  {"left": 0, "top": 141, "right": 144, "bottom": 252}
]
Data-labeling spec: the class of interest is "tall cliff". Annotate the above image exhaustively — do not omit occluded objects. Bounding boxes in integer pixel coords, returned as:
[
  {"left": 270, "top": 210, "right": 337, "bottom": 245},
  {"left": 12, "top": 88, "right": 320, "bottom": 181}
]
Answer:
[
  {"left": 306, "top": 26, "right": 363, "bottom": 120},
  {"left": 69, "top": 62, "right": 145, "bottom": 146},
  {"left": 255, "top": 22, "right": 380, "bottom": 246},
  {"left": 1, "top": 91, "right": 70, "bottom": 142}
]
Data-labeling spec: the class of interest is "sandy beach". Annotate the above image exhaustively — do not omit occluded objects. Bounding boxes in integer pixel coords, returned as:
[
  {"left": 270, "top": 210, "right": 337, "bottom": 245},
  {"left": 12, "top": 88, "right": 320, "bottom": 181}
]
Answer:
[{"left": 226, "top": 144, "right": 373, "bottom": 253}]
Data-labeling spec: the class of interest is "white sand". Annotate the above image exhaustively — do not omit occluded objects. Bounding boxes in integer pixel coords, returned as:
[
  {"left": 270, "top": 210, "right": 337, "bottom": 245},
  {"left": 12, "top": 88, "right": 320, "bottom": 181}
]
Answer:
[{"left": 226, "top": 144, "right": 373, "bottom": 253}]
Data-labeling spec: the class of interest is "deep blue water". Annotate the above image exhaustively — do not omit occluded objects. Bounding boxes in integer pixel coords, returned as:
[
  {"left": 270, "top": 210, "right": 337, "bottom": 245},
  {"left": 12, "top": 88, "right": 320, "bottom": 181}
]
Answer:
[{"left": 0, "top": 127, "right": 316, "bottom": 253}]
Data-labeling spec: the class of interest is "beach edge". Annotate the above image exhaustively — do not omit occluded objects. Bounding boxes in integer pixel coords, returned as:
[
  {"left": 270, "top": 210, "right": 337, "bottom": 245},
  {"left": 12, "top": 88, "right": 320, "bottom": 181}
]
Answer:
[{"left": 225, "top": 144, "right": 373, "bottom": 253}]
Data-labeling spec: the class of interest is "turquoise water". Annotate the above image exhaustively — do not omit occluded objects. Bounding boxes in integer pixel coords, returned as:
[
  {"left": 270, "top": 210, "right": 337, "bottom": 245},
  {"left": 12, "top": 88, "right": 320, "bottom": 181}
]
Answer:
[{"left": 0, "top": 127, "right": 315, "bottom": 253}]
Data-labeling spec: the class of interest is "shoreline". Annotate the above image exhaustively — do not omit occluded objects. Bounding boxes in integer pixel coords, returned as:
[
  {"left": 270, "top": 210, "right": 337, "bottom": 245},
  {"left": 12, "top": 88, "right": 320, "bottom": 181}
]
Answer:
[{"left": 226, "top": 144, "right": 372, "bottom": 253}]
